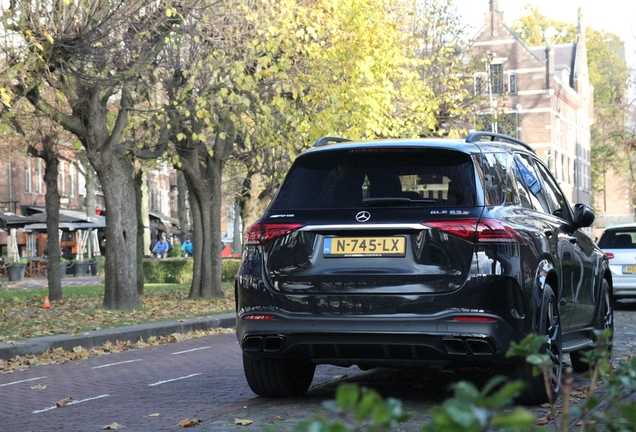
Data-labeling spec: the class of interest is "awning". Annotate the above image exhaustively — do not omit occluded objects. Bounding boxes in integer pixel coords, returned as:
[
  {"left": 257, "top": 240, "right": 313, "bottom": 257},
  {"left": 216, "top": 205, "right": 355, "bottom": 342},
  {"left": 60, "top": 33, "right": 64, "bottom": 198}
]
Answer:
[
  {"left": 25, "top": 207, "right": 106, "bottom": 228},
  {"left": 0, "top": 213, "right": 37, "bottom": 230},
  {"left": 149, "top": 210, "right": 180, "bottom": 228}
]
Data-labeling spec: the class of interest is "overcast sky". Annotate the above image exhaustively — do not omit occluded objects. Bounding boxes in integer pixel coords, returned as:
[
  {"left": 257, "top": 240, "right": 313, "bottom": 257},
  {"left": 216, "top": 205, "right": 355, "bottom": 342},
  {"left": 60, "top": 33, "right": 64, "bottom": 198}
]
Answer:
[{"left": 452, "top": 0, "right": 636, "bottom": 65}]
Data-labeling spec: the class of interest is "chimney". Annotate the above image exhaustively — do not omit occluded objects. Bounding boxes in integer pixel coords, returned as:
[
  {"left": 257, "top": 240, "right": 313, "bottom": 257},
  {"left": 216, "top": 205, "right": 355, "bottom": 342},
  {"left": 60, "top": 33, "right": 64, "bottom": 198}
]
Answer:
[
  {"left": 488, "top": 0, "right": 501, "bottom": 37},
  {"left": 545, "top": 46, "right": 554, "bottom": 90}
]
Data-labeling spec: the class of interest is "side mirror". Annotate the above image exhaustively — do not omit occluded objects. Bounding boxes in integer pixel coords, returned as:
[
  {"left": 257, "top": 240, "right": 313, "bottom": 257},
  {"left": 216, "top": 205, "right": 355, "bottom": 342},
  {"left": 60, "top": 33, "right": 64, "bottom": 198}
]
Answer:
[{"left": 573, "top": 203, "right": 595, "bottom": 228}]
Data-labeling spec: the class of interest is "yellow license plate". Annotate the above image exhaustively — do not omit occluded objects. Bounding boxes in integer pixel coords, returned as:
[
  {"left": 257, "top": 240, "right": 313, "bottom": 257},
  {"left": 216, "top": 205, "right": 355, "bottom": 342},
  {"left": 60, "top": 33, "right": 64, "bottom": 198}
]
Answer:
[
  {"left": 624, "top": 266, "right": 636, "bottom": 274},
  {"left": 323, "top": 237, "right": 406, "bottom": 257}
]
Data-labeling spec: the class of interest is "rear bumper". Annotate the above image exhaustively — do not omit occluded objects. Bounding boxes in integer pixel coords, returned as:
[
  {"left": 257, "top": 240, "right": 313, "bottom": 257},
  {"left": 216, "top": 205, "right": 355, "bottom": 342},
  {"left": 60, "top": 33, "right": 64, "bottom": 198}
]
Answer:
[
  {"left": 237, "top": 311, "right": 524, "bottom": 368},
  {"left": 609, "top": 272, "right": 636, "bottom": 297}
]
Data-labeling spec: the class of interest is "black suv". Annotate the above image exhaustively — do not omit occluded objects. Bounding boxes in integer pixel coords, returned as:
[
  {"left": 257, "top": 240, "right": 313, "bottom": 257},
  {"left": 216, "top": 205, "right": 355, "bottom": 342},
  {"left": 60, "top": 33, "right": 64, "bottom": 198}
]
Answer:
[{"left": 235, "top": 132, "right": 613, "bottom": 404}]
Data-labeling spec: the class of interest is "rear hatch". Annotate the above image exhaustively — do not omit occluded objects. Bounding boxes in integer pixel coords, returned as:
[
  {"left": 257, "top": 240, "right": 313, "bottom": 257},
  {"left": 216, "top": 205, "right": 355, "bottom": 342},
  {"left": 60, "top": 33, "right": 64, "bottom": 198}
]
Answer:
[{"left": 246, "top": 146, "right": 483, "bottom": 295}]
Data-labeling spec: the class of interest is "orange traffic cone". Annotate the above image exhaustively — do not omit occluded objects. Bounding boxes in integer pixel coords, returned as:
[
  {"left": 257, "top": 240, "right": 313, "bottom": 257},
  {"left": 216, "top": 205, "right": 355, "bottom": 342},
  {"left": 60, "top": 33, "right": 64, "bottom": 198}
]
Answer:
[{"left": 43, "top": 296, "right": 50, "bottom": 309}]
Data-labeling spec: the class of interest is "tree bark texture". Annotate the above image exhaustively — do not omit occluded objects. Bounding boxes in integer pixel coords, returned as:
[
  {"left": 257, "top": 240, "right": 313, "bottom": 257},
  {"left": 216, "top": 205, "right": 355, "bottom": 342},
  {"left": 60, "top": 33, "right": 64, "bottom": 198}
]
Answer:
[
  {"left": 177, "top": 171, "right": 189, "bottom": 241},
  {"left": 24, "top": 134, "right": 63, "bottom": 300},
  {"left": 134, "top": 162, "right": 145, "bottom": 296},
  {"left": 43, "top": 151, "right": 63, "bottom": 301},
  {"left": 176, "top": 140, "right": 224, "bottom": 299},
  {"left": 93, "top": 151, "right": 139, "bottom": 309}
]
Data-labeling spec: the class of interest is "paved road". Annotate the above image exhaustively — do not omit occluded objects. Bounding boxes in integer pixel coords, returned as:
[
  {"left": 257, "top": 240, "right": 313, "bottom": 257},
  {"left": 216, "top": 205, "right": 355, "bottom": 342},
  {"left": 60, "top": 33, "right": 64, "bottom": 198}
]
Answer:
[
  {"left": 3, "top": 301, "right": 636, "bottom": 432},
  {"left": 3, "top": 274, "right": 635, "bottom": 431}
]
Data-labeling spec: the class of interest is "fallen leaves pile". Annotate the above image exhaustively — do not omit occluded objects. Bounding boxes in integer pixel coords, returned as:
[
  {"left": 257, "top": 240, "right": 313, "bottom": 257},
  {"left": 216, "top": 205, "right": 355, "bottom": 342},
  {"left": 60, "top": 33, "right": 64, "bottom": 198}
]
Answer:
[
  {"left": 0, "top": 286, "right": 234, "bottom": 343},
  {"left": 0, "top": 284, "right": 235, "bottom": 374}
]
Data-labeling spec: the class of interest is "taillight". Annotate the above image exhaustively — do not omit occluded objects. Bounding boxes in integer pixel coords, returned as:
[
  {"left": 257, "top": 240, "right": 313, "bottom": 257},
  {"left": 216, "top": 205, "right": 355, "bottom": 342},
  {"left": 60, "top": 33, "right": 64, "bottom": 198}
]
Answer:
[
  {"left": 243, "top": 314, "right": 275, "bottom": 320},
  {"left": 423, "top": 219, "right": 522, "bottom": 244},
  {"left": 244, "top": 223, "right": 304, "bottom": 245},
  {"left": 605, "top": 252, "right": 615, "bottom": 259}
]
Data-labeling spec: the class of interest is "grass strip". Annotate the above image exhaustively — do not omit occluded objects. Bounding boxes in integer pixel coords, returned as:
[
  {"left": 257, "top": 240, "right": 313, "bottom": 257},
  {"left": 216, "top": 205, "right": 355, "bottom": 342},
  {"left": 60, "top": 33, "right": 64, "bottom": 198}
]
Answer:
[{"left": 0, "top": 282, "right": 234, "bottom": 343}]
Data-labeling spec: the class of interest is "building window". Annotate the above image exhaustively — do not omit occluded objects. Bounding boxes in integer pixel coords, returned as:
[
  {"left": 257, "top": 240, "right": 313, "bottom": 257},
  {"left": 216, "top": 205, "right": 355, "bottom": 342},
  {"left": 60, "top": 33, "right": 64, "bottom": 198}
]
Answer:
[
  {"left": 59, "top": 161, "right": 65, "bottom": 196},
  {"left": 25, "top": 158, "right": 32, "bottom": 193},
  {"left": 490, "top": 63, "right": 504, "bottom": 94},
  {"left": 475, "top": 112, "right": 518, "bottom": 138},
  {"left": 474, "top": 76, "right": 484, "bottom": 95},
  {"left": 69, "top": 164, "right": 75, "bottom": 198},
  {"left": 509, "top": 74, "right": 517, "bottom": 94},
  {"left": 35, "top": 159, "right": 42, "bottom": 193}
]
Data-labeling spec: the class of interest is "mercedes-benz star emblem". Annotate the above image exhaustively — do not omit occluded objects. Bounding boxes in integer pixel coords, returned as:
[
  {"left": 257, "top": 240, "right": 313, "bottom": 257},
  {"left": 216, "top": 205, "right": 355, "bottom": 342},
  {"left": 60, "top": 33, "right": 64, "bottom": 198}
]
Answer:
[{"left": 355, "top": 211, "right": 371, "bottom": 222}]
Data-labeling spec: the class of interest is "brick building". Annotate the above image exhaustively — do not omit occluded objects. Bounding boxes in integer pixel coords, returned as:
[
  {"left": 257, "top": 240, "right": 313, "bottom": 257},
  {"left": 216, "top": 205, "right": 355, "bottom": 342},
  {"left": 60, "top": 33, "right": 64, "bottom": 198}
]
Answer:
[
  {"left": 0, "top": 144, "right": 183, "bottom": 259},
  {"left": 470, "top": 1, "right": 593, "bottom": 208}
]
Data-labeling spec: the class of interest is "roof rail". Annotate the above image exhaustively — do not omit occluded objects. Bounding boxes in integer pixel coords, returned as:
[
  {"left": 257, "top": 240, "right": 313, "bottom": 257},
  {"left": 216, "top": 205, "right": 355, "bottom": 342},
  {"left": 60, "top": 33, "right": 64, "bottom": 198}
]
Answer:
[
  {"left": 313, "top": 136, "right": 353, "bottom": 147},
  {"left": 465, "top": 131, "right": 535, "bottom": 154}
]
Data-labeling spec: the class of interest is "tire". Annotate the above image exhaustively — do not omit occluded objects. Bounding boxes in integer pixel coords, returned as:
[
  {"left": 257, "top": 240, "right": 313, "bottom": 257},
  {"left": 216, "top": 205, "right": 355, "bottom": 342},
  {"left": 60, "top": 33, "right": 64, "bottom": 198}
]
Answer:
[
  {"left": 570, "top": 279, "right": 614, "bottom": 373},
  {"left": 511, "top": 284, "right": 562, "bottom": 405},
  {"left": 243, "top": 354, "right": 316, "bottom": 397}
]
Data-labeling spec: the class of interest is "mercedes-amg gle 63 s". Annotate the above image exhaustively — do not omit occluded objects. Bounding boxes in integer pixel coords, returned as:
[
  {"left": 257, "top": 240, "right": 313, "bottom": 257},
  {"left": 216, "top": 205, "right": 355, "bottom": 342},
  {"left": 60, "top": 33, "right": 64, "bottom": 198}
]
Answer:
[{"left": 235, "top": 132, "right": 613, "bottom": 404}]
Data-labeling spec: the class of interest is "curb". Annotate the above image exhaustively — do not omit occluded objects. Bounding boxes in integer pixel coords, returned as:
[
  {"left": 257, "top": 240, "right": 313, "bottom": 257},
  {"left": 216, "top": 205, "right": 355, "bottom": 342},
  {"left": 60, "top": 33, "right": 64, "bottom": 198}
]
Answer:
[{"left": 0, "top": 312, "right": 236, "bottom": 360}]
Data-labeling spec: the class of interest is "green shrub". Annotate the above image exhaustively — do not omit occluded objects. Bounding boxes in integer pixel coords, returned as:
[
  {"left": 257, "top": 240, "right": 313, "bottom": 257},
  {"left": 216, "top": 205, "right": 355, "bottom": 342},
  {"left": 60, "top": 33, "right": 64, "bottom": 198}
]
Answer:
[
  {"left": 168, "top": 244, "right": 181, "bottom": 258},
  {"left": 137, "top": 258, "right": 239, "bottom": 284},
  {"left": 143, "top": 258, "right": 193, "bottom": 284},
  {"left": 222, "top": 258, "right": 241, "bottom": 282}
]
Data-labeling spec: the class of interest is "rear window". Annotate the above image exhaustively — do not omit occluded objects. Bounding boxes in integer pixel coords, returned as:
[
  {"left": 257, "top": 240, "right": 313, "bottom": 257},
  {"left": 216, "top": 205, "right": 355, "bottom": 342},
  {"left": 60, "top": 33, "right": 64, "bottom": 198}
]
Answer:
[
  {"left": 598, "top": 229, "right": 636, "bottom": 249},
  {"left": 270, "top": 148, "right": 477, "bottom": 210}
]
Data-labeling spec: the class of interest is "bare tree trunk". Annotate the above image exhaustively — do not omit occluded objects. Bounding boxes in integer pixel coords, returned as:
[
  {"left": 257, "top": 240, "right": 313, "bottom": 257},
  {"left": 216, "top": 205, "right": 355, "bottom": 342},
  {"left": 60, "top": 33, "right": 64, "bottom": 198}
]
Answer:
[
  {"left": 185, "top": 175, "right": 203, "bottom": 298},
  {"left": 232, "top": 194, "right": 242, "bottom": 254},
  {"left": 43, "top": 149, "right": 63, "bottom": 300},
  {"left": 177, "top": 146, "right": 222, "bottom": 299},
  {"left": 134, "top": 161, "right": 145, "bottom": 295},
  {"left": 182, "top": 170, "right": 219, "bottom": 299},
  {"left": 177, "top": 171, "right": 189, "bottom": 241},
  {"left": 22, "top": 131, "right": 63, "bottom": 300},
  {"left": 89, "top": 147, "right": 139, "bottom": 309}
]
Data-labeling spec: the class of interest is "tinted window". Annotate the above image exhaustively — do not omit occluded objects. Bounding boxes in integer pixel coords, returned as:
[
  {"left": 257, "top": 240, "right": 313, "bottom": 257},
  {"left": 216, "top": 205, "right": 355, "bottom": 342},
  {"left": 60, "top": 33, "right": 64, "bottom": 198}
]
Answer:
[
  {"left": 270, "top": 149, "right": 477, "bottom": 210},
  {"left": 514, "top": 154, "right": 551, "bottom": 214},
  {"left": 598, "top": 229, "right": 636, "bottom": 249},
  {"left": 477, "top": 152, "right": 519, "bottom": 206},
  {"left": 534, "top": 160, "right": 573, "bottom": 221}
]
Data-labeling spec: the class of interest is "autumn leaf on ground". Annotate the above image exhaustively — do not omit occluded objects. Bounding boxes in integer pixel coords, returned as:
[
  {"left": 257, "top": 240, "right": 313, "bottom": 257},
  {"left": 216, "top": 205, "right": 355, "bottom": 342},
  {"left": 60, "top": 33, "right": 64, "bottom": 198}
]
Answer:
[
  {"left": 274, "top": 415, "right": 283, "bottom": 420},
  {"left": 536, "top": 416, "right": 550, "bottom": 425},
  {"left": 234, "top": 418, "right": 254, "bottom": 426},
  {"left": 178, "top": 418, "right": 201, "bottom": 427},
  {"left": 56, "top": 396, "right": 72, "bottom": 407},
  {"left": 147, "top": 413, "right": 160, "bottom": 417},
  {"left": 29, "top": 384, "right": 47, "bottom": 390},
  {"left": 102, "top": 422, "right": 127, "bottom": 430}
]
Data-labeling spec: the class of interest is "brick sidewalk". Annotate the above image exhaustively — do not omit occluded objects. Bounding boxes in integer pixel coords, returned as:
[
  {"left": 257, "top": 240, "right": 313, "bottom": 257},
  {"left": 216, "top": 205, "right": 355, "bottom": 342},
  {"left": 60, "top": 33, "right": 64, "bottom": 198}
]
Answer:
[{"left": 3, "top": 274, "right": 100, "bottom": 290}]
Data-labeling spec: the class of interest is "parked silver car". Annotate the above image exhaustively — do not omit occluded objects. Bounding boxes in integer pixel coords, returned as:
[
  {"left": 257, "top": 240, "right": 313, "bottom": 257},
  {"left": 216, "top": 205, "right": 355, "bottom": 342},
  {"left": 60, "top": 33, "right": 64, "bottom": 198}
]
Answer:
[{"left": 598, "top": 223, "right": 636, "bottom": 300}]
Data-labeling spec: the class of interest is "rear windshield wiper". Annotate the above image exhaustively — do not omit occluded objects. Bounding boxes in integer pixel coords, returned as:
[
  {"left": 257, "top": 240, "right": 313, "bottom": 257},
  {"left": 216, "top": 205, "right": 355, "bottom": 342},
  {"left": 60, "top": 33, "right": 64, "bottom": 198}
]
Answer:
[{"left": 362, "top": 197, "right": 436, "bottom": 207}]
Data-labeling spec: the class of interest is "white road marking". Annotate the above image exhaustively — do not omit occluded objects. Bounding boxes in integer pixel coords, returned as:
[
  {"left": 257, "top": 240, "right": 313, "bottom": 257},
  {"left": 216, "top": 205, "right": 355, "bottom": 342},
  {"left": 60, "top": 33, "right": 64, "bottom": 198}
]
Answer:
[
  {"left": 0, "top": 376, "right": 46, "bottom": 387},
  {"left": 148, "top": 373, "right": 202, "bottom": 387},
  {"left": 32, "top": 394, "right": 109, "bottom": 414},
  {"left": 92, "top": 359, "right": 142, "bottom": 369},
  {"left": 171, "top": 346, "right": 212, "bottom": 355}
]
